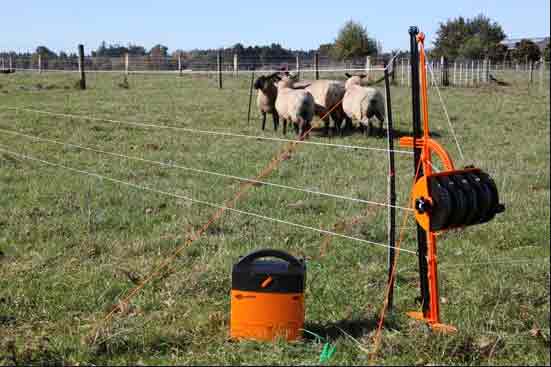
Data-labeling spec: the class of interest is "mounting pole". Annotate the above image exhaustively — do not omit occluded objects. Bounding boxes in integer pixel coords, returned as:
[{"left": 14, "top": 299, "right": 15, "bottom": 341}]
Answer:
[
  {"left": 408, "top": 26, "right": 430, "bottom": 316},
  {"left": 403, "top": 30, "right": 457, "bottom": 333}
]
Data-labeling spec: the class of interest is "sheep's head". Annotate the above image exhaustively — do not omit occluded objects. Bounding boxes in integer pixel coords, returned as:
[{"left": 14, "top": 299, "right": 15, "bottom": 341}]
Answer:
[
  {"left": 344, "top": 73, "right": 367, "bottom": 89},
  {"left": 276, "top": 72, "right": 305, "bottom": 89},
  {"left": 254, "top": 73, "right": 281, "bottom": 91}
]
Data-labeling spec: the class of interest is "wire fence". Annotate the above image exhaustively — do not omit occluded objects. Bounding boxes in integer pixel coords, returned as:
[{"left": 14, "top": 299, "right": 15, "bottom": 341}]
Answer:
[{"left": 1, "top": 52, "right": 549, "bottom": 88}]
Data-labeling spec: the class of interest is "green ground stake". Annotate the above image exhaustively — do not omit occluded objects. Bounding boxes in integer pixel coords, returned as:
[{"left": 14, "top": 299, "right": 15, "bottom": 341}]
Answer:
[{"left": 301, "top": 329, "right": 336, "bottom": 364}]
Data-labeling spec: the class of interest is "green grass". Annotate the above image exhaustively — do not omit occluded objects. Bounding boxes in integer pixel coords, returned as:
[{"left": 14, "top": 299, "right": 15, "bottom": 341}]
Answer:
[{"left": 0, "top": 70, "right": 549, "bottom": 365}]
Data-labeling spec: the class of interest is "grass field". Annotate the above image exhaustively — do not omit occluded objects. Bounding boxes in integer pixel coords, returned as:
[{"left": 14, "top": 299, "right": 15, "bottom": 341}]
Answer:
[{"left": 0, "top": 70, "right": 549, "bottom": 365}]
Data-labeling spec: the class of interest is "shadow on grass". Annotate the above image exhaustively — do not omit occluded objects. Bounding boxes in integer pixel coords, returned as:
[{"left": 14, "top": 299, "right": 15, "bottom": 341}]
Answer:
[
  {"left": 303, "top": 316, "right": 400, "bottom": 341},
  {"left": 308, "top": 126, "right": 442, "bottom": 140}
]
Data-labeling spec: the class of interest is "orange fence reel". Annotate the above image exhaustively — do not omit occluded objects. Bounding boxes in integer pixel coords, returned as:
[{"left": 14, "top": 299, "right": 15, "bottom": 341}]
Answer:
[{"left": 401, "top": 29, "right": 504, "bottom": 332}]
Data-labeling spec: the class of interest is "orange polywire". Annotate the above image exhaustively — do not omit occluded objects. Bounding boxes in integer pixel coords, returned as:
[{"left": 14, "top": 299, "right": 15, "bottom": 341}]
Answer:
[
  {"left": 89, "top": 97, "right": 344, "bottom": 343},
  {"left": 368, "top": 155, "right": 423, "bottom": 363}
]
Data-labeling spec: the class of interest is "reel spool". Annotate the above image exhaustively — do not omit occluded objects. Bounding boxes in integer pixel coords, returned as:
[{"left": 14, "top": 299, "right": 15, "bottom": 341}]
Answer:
[{"left": 412, "top": 168, "right": 505, "bottom": 232}]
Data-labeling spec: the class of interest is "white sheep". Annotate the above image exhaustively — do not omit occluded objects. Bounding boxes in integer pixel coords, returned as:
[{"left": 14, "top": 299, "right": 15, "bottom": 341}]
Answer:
[
  {"left": 274, "top": 75, "right": 315, "bottom": 137},
  {"left": 294, "top": 79, "right": 351, "bottom": 136},
  {"left": 253, "top": 73, "right": 280, "bottom": 131},
  {"left": 342, "top": 74, "right": 386, "bottom": 136}
]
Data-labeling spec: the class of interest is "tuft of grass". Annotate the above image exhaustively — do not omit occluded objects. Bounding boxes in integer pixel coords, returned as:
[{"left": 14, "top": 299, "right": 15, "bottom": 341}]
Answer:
[{"left": 0, "top": 70, "right": 549, "bottom": 365}]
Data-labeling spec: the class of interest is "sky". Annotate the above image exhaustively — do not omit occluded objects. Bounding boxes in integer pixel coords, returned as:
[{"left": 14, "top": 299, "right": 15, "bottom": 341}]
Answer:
[{"left": 1, "top": 0, "right": 549, "bottom": 54}]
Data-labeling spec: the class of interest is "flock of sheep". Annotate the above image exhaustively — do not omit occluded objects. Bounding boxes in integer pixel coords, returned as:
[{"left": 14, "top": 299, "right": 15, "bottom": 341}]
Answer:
[{"left": 254, "top": 72, "right": 386, "bottom": 138}]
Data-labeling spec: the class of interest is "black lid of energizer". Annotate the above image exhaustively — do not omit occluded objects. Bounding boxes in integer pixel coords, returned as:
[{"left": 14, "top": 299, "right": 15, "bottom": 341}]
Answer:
[{"left": 232, "top": 249, "right": 306, "bottom": 293}]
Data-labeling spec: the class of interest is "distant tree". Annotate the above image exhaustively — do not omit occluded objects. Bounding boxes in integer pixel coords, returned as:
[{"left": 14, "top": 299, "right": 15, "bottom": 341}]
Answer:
[
  {"left": 544, "top": 41, "right": 551, "bottom": 62},
  {"left": 127, "top": 44, "right": 146, "bottom": 56},
  {"left": 149, "top": 44, "right": 168, "bottom": 57},
  {"left": 432, "top": 14, "right": 506, "bottom": 60},
  {"left": 232, "top": 43, "right": 245, "bottom": 55},
  {"left": 333, "top": 20, "right": 378, "bottom": 61},
  {"left": 318, "top": 43, "right": 334, "bottom": 57},
  {"left": 149, "top": 44, "right": 169, "bottom": 69},
  {"left": 35, "top": 46, "right": 57, "bottom": 58},
  {"left": 490, "top": 43, "right": 509, "bottom": 62},
  {"left": 513, "top": 39, "right": 542, "bottom": 63}
]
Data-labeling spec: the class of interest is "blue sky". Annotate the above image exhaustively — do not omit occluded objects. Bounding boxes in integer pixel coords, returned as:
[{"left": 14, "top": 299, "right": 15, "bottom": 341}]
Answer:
[{"left": 1, "top": 1, "right": 549, "bottom": 54}]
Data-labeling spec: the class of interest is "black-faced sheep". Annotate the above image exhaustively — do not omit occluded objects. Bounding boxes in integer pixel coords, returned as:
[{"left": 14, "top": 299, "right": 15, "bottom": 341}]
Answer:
[
  {"left": 253, "top": 73, "right": 280, "bottom": 131},
  {"left": 342, "top": 73, "right": 385, "bottom": 136}
]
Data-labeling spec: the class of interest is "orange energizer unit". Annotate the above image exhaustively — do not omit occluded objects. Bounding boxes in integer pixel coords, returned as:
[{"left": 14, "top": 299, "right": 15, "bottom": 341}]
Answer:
[{"left": 230, "top": 249, "right": 306, "bottom": 341}]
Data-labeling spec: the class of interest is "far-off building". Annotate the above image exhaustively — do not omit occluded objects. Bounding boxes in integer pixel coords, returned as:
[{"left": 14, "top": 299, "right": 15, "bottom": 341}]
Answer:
[{"left": 500, "top": 37, "right": 550, "bottom": 51}]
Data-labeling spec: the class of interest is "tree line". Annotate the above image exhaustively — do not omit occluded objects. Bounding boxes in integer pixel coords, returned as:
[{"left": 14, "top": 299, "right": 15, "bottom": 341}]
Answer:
[{"left": 1, "top": 16, "right": 549, "bottom": 70}]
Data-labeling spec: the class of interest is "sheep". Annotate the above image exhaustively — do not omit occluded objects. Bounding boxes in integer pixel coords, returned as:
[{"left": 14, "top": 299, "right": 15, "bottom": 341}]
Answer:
[
  {"left": 274, "top": 74, "right": 315, "bottom": 137},
  {"left": 342, "top": 73, "right": 386, "bottom": 136},
  {"left": 294, "top": 79, "right": 352, "bottom": 136},
  {"left": 253, "top": 73, "right": 280, "bottom": 131}
]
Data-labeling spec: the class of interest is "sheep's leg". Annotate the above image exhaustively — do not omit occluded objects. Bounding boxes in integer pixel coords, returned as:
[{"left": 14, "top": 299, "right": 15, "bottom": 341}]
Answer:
[
  {"left": 322, "top": 115, "right": 331, "bottom": 137},
  {"left": 261, "top": 112, "right": 267, "bottom": 130},
  {"left": 330, "top": 111, "right": 341, "bottom": 137},
  {"left": 283, "top": 119, "right": 287, "bottom": 135},
  {"left": 346, "top": 117, "right": 353, "bottom": 133},
  {"left": 294, "top": 122, "right": 299, "bottom": 135},
  {"left": 375, "top": 111, "right": 385, "bottom": 137},
  {"left": 273, "top": 113, "right": 279, "bottom": 131},
  {"left": 367, "top": 120, "right": 373, "bottom": 137}
]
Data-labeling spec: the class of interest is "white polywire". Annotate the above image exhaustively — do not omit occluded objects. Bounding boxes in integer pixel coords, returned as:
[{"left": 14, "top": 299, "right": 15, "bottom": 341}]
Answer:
[
  {"left": 426, "top": 60, "right": 466, "bottom": 161},
  {"left": 0, "top": 127, "right": 413, "bottom": 211},
  {"left": 0, "top": 106, "right": 414, "bottom": 155},
  {"left": 12, "top": 67, "right": 388, "bottom": 75},
  {"left": 0, "top": 145, "right": 416, "bottom": 254}
]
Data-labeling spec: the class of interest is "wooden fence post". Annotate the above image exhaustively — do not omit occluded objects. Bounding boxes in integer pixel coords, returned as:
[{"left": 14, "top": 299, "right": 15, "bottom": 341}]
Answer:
[
  {"left": 78, "top": 44, "right": 86, "bottom": 90},
  {"left": 217, "top": 50, "right": 222, "bottom": 89},
  {"left": 442, "top": 56, "right": 449, "bottom": 86},
  {"left": 314, "top": 52, "right": 320, "bottom": 80},
  {"left": 529, "top": 61, "right": 534, "bottom": 84}
]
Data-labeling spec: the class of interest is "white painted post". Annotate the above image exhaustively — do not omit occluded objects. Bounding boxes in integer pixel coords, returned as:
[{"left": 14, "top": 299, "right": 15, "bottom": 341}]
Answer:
[
  {"left": 401, "top": 58, "right": 404, "bottom": 86},
  {"left": 365, "top": 56, "right": 371, "bottom": 77},
  {"left": 440, "top": 56, "right": 444, "bottom": 86},
  {"left": 178, "top": 53, "right": 182, "bottom": 76},
  {"left": 428, "top": 61, "right": 432, "bottom": 87},
  {"left": 9, "top": 55, "right": 13, "bottom": 71},
  {"left": 38, "top": 54, "right": 42, "bottom": 73},
  {"left": 296, "top": 54, "right": 300, "bottom": 79},
  {"left": 453, "top": 61, "right": 457, "bottom": 85},
  {"left": 124, "top": 52, "right": 129, "bottom": 75},
  {"left": 407, "top": 59, "right": 410, "bottom": 87},
  {"left": 459, "top": 63, "right": 463, "bottom": 86},
  {"left": 233, "top": 53, "right": 238, "bottom": 77},
  {"left": 540, "top": 57, "right": 544, "bottom": 89}
]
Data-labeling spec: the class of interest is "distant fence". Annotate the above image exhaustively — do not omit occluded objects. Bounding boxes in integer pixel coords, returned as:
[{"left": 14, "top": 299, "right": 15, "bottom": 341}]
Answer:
[{"left": 1, "top": 50, "right": 549, "bottom": 88}]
